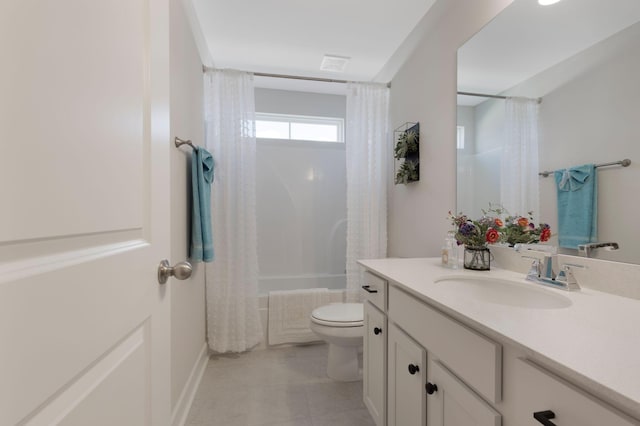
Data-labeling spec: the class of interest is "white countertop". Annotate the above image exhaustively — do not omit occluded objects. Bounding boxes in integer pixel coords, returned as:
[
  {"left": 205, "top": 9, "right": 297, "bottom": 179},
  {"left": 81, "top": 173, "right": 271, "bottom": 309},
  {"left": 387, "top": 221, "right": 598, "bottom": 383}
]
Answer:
[{"left": 358, "top": 257, "right": 640, "bottom": 419}]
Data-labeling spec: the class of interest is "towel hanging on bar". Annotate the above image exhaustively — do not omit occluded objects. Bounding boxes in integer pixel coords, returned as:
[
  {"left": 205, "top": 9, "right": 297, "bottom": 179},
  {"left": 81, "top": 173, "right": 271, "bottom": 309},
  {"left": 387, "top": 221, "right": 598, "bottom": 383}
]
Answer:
[{"left": 190, "top": 146, "right": 215, "bottom": 262}]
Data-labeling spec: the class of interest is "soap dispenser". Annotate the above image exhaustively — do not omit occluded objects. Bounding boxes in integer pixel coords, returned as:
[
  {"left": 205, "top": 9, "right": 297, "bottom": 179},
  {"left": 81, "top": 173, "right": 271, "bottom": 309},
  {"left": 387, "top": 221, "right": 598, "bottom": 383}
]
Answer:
[{"left": 442, "top": 231, "right": 459, "bottom": 269}]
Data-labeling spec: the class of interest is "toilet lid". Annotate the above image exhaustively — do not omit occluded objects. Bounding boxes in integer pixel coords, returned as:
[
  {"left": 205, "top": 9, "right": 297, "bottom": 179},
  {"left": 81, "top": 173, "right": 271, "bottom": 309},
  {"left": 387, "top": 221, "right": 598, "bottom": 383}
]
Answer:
[{"left": 311, "top": 303, "right": 363, "bottom": 327}]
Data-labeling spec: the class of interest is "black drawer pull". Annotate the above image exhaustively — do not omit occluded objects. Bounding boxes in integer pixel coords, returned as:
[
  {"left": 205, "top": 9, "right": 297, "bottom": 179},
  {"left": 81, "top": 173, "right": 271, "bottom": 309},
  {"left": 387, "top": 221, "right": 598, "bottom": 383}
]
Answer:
[
  {"left": 408, "top": 364, "right": 420, "bottom": 375},
  {"left": 362, "top": 285, "right": 378, "bottom": 294},
  {"left": 533, "top": 410, "right": 556, "bottom": 426},
  {"left": 373, "top": 327, "right": 382, "bottom": 335},
  {"left": 425, "top": 382, "right": 438, "bottom": 395}
]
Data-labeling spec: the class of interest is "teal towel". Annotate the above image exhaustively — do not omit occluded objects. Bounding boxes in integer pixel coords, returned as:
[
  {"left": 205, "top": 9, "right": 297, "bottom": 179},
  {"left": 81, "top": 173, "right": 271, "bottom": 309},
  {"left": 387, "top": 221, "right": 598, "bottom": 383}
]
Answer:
[
  {"left": 190, "top": 147, "right": 214, "bottom": 262},
  {"left": 554, "top": 164, "right": 597, "bottom": 249}
]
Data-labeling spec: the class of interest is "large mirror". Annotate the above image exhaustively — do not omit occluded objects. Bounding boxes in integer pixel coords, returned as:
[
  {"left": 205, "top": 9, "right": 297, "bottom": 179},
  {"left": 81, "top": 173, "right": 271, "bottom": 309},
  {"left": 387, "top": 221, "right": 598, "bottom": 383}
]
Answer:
[{"left": 457, "top": 0, "right": 640, "bottom": 264}]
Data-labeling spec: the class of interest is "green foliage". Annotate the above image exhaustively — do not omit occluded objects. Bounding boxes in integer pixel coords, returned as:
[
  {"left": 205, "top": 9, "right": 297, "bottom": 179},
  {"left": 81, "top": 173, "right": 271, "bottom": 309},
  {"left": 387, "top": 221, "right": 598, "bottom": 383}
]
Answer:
[
  {"left": 394, "top": 129, "right": 419, "bottom": 159},
  {"left": 395, "top": 160, "right": 419, "bottom": 184}
]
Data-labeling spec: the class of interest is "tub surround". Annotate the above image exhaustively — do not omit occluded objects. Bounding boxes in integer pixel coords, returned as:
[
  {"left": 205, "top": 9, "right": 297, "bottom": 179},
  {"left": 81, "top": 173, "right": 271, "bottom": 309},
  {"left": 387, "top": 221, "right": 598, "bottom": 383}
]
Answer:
[{"left": 358, "top": 257, "right": 640, "bottom": 421}]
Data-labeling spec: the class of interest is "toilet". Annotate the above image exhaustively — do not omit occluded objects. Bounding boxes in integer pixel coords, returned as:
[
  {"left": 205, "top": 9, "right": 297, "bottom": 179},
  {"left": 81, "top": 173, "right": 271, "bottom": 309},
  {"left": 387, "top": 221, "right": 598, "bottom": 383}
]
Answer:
[{"left": 310, "top": 303, "right": 364, "bottom": 382}]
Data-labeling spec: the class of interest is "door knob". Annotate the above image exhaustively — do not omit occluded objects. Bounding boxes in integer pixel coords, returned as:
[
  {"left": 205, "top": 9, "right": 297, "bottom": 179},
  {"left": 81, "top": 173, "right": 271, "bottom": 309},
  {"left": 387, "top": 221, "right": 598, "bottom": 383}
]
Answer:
[
  {"left": 425, "top": 382, "right": 438, "bottom": 395},
  {"left": 157, "top": 259, "right": 193, "bottom": 284},
  {"left": 408, "top": 364, "right": 420, "bottom": 375},
  {"left": 373, "top": 327, "right": 382, "bottom": 335}
]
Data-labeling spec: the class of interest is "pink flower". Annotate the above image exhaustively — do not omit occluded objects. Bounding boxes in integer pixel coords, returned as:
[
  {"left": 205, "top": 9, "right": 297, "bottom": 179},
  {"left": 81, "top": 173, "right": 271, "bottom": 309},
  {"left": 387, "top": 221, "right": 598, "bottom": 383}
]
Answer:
[
  {"left": 517, "top": 217, "right": 529, "bottom": 227},
  {"left": 485, "top": 228, "right": 500, "bottom": 244}
]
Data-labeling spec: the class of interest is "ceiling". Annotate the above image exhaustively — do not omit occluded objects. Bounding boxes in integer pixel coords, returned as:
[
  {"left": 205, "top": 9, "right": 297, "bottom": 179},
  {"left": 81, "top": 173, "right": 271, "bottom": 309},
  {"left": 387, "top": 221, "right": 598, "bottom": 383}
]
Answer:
[
  {"left": 457, "top": 0, "right": 640, "bottom": 106},
  {"left": 190, "top": 0, "right": 437, "bottom": 93}
]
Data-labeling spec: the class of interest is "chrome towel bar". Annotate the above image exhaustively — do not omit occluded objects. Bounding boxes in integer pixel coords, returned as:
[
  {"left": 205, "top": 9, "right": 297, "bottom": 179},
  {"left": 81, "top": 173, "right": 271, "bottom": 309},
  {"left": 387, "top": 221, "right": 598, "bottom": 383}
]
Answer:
[
  {"left": 539, "top": 158, "right": 631, "bottom": 177},
  {"left": 175, "top": 137, "right": 196, "bottom": 150}
]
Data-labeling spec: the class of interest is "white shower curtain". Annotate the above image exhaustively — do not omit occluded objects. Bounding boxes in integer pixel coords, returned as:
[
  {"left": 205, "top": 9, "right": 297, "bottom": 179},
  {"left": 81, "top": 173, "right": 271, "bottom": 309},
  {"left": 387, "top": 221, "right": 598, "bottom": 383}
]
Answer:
[
  {"left": 204, "top": 69, "right": 263, "bottom": 353},
  {"left": 501, "top": 97, "right": 540, "bottom": 219},
  {"left": 345, "top": 83, "right": 390, "bottom": 302}
]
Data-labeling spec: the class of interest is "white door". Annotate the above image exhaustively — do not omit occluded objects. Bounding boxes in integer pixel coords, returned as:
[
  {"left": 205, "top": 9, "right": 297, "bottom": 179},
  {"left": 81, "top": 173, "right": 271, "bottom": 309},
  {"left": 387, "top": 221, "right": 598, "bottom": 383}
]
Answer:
[{"left": 1, "top": 1, "right": 172, "bottom": 425}]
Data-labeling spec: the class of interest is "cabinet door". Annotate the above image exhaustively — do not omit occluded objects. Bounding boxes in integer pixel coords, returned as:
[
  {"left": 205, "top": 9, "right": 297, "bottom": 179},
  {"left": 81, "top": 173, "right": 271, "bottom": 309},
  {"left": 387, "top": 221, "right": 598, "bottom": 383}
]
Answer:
[
  {"left": 513, "top": 359, "right": 638, "bottom": 426},
  {"left": 427, "top": 359, "right": 501, "bottom": 426},
  {"left": 388, "top": 323, "right": 427, "bottom": 426},
  {"left": 364, "top": 301, "right": 387, "bottom": 426}
]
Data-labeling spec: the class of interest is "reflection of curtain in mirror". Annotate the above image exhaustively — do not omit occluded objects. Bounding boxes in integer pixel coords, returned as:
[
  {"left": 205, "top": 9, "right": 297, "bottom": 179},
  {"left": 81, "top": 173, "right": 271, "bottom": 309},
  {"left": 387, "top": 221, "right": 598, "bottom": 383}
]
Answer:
[{"left": 501, "top": 97, "right": 539, "bottom": 220}]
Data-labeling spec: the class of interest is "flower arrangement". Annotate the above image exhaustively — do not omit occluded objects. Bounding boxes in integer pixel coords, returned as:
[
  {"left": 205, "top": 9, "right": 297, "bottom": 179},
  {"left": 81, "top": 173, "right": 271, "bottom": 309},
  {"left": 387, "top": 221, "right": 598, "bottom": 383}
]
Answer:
[
  {"left": 499, "top": 211, "right": 551, "bottom": 246},
  {"left": 448, "top": 205, "right": 551, "bottom": 248},
  {"left": 448, "top": 212, "right": 500, "bottom": 248}
]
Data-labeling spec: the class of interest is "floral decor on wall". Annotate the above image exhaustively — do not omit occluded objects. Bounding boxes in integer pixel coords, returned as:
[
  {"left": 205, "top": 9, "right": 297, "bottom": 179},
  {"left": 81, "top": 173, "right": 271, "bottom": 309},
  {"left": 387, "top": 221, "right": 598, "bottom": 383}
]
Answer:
[{"left": 394, "top": 122, "right": 419, "bottom": 185}]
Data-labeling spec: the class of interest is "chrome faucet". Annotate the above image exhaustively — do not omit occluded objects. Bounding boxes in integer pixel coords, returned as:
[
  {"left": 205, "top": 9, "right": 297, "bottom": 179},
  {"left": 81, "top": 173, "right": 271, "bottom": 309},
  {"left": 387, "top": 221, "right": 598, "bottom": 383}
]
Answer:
[
  {"left": 577, "top": 242, "right": 619, "bottom": 258},
  {"left": 518, "top": 246, "right": 582, "bottom": 291}
]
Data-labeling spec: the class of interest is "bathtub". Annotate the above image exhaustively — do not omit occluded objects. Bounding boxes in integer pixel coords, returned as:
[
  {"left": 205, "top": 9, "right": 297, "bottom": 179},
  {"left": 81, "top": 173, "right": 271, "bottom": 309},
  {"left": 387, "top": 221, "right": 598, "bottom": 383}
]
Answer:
[{"left": 258, "top": 273, "right": 346, "bottom": 296}]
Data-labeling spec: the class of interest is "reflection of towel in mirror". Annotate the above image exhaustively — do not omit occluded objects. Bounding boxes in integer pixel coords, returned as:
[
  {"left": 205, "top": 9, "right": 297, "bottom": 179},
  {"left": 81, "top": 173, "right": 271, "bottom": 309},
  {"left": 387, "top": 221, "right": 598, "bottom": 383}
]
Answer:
[
  {"left": 190, "top": 147, "right": 215, "bottom": 262},
  {"left": 554, "top": 164, "right": 597, "bottom": 249}
]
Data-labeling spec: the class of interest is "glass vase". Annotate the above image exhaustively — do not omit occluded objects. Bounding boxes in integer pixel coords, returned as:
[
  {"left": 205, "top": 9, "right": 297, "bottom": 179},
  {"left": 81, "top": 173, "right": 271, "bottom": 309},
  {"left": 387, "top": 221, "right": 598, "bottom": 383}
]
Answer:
[{"left": 463, "top": 246, "right": 491, "bottom": 271}]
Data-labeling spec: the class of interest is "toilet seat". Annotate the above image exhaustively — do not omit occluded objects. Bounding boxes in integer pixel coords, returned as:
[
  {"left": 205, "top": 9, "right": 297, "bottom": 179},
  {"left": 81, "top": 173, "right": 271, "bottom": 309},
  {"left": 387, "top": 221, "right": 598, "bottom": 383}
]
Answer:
[{"left": 311, "top": 303, "right": 363, "bottom": 328}]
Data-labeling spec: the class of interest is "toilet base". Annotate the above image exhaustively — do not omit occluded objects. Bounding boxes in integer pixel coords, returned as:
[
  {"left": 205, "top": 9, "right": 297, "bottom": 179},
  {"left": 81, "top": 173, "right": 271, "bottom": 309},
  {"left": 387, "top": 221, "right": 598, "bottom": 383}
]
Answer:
[{"left": 327, "top": 343, "right": 362, "bottom": 382}]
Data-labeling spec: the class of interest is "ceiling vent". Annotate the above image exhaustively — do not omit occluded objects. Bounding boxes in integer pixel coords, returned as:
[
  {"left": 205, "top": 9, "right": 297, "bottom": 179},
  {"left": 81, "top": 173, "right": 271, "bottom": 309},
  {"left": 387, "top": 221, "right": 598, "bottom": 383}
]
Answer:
[{"left": 320, "top": 55, "right": 350, "bottom": 72}]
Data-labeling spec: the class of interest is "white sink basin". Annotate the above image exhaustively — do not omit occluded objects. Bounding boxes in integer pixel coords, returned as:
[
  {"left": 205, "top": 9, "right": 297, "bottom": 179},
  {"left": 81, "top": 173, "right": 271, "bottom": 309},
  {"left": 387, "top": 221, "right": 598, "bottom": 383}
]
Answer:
[{"left": 434, "top": 276, "right": 572, "bottom": 309}]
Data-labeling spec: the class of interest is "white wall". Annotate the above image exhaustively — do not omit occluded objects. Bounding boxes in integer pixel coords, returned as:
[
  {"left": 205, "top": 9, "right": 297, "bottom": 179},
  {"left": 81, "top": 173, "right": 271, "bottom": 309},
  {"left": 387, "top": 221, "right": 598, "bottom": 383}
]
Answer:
[
  {"left": 169, "top": 0, "right": 206, "bottom": 415},
  {"left": 388, "top": 0, "right": 513, "bottom": 257},
  {"left": 254, "top": 89, "right": 347, "bottom": 294},
  {"left": 255, "top": 88, "right": 346, "bottom": 118}
]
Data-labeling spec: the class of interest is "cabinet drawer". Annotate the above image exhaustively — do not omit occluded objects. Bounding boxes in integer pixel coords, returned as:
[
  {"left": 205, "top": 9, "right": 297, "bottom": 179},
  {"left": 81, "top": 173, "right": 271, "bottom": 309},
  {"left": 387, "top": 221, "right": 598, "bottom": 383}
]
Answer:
[
  {"left": 388, "top": 285, "right": 501, "bottom": 403},
  {"left": 362, "top": 271, "right": 387, "bottom": 312},
  {"left": 514, "top": 359, "right": 638, "bottom": 426}
]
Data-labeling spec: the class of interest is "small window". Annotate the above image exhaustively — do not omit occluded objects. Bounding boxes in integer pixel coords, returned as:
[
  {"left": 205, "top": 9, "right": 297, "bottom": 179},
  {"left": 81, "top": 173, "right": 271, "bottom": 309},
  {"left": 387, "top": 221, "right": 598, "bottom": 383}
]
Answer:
[
  {"left": 256, "top": 113, "right": 344, "bottom": 143},
  {"left": 456, "top": 125, "right": 465, "bottom": 150}
]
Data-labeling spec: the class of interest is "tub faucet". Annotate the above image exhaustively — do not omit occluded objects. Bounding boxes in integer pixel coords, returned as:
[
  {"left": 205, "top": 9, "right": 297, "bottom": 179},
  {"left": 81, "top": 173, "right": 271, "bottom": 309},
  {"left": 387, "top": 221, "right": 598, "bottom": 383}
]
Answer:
[{"left": 577, "top": 242, "right": 619, "bottom": 258}]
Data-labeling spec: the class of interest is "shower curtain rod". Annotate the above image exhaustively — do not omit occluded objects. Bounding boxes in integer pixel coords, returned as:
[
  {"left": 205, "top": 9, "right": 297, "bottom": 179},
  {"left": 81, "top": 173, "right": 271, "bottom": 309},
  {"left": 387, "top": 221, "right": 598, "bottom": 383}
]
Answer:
[
  {"left": 457, "top": 91, "right": 542, "bottom": 104},
  {"left": 202, "top": 65, "right": 391, "bottom": 88}
]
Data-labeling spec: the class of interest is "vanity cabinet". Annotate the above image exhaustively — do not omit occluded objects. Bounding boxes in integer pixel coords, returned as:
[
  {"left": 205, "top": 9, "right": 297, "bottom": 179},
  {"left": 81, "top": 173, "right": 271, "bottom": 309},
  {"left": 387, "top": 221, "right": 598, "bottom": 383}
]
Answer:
[
  {"left": 387, "top": 323, "right": 426, "bottom": 426},
  {"left": 388, "top": 285, "right": 502, "bottom": 404},
  {"left": 361, "top": 267, "right": 640, "bottom": 426},
  {"left": 362, "top": 271, "right": 388, "bottom": 426},
  {"left": 427, "top": 358, "right": 500, "bottom": 426}
]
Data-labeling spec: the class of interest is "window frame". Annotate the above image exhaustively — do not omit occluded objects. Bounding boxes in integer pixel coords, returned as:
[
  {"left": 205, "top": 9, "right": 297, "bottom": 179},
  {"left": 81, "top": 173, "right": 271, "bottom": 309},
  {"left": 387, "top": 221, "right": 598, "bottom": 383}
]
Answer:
[
  {"left": 255, "top": 112, "right": 345, "bottom": 143},
  {"left": 456, "top": 125, "right": 465, "bottom": 150}
]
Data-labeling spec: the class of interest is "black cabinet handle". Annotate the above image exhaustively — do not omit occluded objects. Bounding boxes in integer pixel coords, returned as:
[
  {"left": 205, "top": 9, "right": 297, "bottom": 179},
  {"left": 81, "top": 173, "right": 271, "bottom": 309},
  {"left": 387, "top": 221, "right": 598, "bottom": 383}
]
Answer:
[
  {"left": 362, "top": 285, "right": 378, "bottom": 293},
  {"left": 408, "top": 364, "right": 420, "bottom": 375},
  {"left": 533, "top": 410, "right": 556, "bottom": 426},
  {"left": 425, "top": 382, "right": 438, "bottom": 395},
  {"left": 373, "top": 327, "right": 382, "bottom": 335}
]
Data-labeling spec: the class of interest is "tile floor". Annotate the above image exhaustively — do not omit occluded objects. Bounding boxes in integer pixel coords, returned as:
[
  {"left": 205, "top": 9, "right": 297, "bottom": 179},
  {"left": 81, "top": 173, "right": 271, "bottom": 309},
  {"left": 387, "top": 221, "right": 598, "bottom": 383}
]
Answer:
[{"left": 185, "top": 343, "right": 375, "bottom": 426}]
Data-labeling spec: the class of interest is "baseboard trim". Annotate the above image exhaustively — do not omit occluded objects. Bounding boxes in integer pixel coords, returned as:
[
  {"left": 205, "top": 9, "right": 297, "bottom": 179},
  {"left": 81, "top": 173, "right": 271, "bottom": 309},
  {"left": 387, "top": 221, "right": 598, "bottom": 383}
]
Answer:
[{"left": 171, "top": 342, "right": 209, "bottom": 426}]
